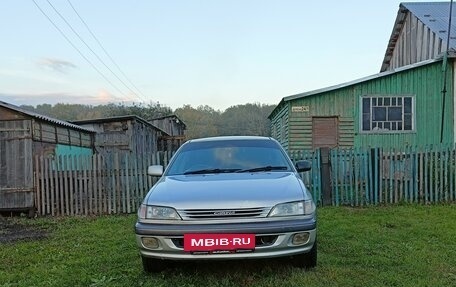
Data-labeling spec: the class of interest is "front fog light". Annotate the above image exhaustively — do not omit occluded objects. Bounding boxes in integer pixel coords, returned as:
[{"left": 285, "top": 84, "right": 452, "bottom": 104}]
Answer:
[
  {"left": 142, "top": 237, "right": 159, "bottom": 249},
  {"left": 292, "top": 232, "right": 310, "bottom": 245}
]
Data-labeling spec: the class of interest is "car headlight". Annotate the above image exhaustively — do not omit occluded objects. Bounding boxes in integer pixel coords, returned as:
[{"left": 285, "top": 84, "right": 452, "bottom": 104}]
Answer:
[
  {"left": 138, "top": 204, "right": 181, "bottom": 220},
  {"left": 268, "top": 200, "right": 315, "bottom": 217}
]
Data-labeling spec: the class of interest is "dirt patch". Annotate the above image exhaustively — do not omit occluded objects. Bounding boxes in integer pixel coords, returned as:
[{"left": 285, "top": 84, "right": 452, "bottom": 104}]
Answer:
[{"left": 0, "top": 216, "right": 48, "bottom": 244}]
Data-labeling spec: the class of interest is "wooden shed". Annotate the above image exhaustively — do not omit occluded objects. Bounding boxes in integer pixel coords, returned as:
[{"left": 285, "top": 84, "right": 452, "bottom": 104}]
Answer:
[
  {"left": 73, "top": 115, "right": 170, "bottom": 156},
  {"left": 149, "top": 114, "right": 186, "bottom": 150},
  {"left": 0, "top": 101, "right": 95, "bottom": 215},
  {"left": 269, "top": 2, "right": 456, "bottom": 151}
]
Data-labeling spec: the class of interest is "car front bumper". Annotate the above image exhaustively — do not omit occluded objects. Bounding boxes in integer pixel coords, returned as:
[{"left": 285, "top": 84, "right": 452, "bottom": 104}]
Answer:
[{"left": 135, "top": 217, "right": 316, "bottom": 260}]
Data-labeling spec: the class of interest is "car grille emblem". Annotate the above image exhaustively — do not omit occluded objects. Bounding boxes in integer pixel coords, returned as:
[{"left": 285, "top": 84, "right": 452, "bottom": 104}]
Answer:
[{"left": 213, "top": 210, "right": 235, "bottom": 216}]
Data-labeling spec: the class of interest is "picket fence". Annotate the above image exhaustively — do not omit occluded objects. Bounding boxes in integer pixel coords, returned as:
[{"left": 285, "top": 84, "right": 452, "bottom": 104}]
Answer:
[
  {"left": 34, "top": 152, "right": 173, "bottom": 216},
  {"left": 290, "top": 144, "right": 456, "bottom": 206},
  {"left": 34, "top": 144, "right": 456, "bottom": 216}
]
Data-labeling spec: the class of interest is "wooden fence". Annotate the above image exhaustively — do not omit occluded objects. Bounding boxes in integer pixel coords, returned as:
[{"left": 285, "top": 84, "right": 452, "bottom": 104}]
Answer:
[
  {"left": 288, "top": 149, "right": 321, "bottom": 204},
  {"left": 290, "top": 144, "right": 456, "bottom": 206},
  {"left": 34, "top": 144, "right": 456, "bottom": 216},
  {"left": 34, "top": 152, "right": 173, "bottom": 216}
]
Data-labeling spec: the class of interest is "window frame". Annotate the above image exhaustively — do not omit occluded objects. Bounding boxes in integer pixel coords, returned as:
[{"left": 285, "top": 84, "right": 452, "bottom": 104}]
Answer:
[{"left": 359, "top": 94, "right": 415, "bottom": 134}]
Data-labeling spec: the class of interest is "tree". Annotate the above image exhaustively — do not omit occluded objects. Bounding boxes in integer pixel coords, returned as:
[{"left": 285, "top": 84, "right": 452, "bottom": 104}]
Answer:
[
  {"left": 175, "top": 105, "right": 221, "bottom": 139},
  {"left": 20, "top": 102, "right": 172, "bottom": 121},
  {"left": 218, "top": 103, "right": 275, "bottom": 136},
  {"left": 19, "top": 101, "right": 276, "bottom": 138}
]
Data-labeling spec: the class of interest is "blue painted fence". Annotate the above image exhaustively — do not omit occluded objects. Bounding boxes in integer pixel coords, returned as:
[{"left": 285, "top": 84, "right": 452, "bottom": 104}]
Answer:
[{"left": 290, "top": 144, "right": 456, "bottom": 206}]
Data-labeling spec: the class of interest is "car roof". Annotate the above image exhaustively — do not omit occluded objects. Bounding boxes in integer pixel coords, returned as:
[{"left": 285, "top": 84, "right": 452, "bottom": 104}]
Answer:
[{"left": 187, "top": 136, "right": 272, "bottom": 143}]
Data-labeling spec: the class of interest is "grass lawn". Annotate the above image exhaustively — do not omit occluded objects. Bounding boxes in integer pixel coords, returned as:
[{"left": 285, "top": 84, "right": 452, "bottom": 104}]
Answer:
[{"left": 1, "top": 205, "right": 456, "bottom": 287}]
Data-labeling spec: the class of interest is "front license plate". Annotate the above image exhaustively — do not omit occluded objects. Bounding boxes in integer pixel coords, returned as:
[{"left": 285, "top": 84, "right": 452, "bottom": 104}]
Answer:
[{"left": 184, "top": 234, "right": 255, "bottom": 252}]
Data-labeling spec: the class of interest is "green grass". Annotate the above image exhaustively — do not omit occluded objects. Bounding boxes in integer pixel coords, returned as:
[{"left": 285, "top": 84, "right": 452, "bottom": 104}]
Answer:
[{"left": 1, "top": 205, "right": 456, "bottom": 287}]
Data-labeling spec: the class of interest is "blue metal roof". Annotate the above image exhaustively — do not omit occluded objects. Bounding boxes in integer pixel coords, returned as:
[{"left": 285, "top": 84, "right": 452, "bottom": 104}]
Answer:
[
  {"left": 381, "top": 2, "right": 456, "bottom": 71},
  {"left": 402, "top": 2, "right": 456, "bottom": 49}
]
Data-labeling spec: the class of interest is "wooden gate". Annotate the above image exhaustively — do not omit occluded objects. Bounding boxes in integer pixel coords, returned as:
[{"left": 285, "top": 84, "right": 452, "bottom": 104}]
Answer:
[{"left": 0, "top": 120, "right": 34, "bottom": 213}]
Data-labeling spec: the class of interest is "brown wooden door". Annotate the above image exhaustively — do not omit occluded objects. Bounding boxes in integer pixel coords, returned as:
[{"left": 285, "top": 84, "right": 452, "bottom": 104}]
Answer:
[{"left": 312, "top": 117, "right": 338, "bottom": 149}]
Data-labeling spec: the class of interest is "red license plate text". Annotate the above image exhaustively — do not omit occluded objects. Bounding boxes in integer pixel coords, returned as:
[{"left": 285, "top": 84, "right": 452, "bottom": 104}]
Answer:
[{"left": 184, "top": 233, "right": 255, "bottom": 252}]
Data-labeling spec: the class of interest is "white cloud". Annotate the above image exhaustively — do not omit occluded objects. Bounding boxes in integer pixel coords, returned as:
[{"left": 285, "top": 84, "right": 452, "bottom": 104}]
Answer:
[
  {"left": 0, "top": 90, "right": 141, "bottom": 107},
  {"left": 91, "top": 90, "right": 139, "bottom": 105},
  {"left": 36, "top": 58, "right": 77, "bottom": 74}
]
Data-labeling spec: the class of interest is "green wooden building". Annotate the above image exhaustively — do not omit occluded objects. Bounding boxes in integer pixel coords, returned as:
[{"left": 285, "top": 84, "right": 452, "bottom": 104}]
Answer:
[
  {"left": 269, "top": 2, "right": 456, "bottom": 151},
  {"left": 269, "top": 57, "right": 454, "bottom": 151}
]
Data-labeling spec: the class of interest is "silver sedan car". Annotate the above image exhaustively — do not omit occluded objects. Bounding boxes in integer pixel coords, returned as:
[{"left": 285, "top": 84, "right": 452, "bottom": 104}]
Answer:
[{"left": 135, "top": 136, "right": 316, "bottom": 272}]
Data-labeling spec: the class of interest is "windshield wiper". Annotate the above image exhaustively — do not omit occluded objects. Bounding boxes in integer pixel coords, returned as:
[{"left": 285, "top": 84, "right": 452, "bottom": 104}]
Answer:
[
  {"left": 183, "top": 168, "right": 241, "bottom": 175},
  {"left": 236, "top": 166, "right": 288, "bottom": 173}
]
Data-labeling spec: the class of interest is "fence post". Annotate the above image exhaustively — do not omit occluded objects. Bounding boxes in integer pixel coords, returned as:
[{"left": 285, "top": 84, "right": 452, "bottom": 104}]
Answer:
[
  {"left": 370, "top": 148, "right": 380, "bottom": 205},
  {"left": 320, "top": 147, "right": 332, "bottom": 206}
]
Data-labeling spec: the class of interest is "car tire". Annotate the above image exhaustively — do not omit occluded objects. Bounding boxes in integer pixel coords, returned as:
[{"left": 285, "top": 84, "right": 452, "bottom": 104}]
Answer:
[
  {"left": 291, "top": 240, "right": 317, "bottom": 269},
  {"left": 141, "top": 256, "right": 167, "bottom": 273}
]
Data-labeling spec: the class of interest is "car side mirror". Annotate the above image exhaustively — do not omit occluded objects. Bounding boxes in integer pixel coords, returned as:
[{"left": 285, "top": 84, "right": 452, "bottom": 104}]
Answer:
[
  {"left": 148, "top": 165, "right": 163, "bottom": 176},
  {"left": 295, "top": 160, "right": 312, "bottom": 172}
]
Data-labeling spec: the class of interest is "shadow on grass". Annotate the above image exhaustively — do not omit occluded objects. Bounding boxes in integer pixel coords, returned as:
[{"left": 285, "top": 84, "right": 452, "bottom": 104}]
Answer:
[{"left": 148, "top": 258, "right": 302, "bottom": 286}]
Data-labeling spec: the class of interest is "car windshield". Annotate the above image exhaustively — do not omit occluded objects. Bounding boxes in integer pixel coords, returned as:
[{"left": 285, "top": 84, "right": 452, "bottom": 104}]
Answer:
[{"left": 166, "top": 139, "right": 292, "bottom": 176}]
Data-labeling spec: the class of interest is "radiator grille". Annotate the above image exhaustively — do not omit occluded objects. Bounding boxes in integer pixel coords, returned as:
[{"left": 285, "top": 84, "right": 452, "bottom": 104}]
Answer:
[{"left": 178, "top": 207, "right": 268, "bottom": 220}]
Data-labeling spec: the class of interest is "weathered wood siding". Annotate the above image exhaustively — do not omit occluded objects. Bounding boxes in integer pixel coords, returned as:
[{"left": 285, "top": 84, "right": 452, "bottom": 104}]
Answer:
[
  {"left": 150, "top": 116, "right": 186, "bottom": 150},
  {"left": 150, "top": 116, "right": 185, "bottom": 137},
  {"left": 386, "top": 11, "right": 443, "bottom": 71},
  {"left": 34, "top": 152, "right": 174, "bottom": 216},
  {"left": 0, "top": 106, "right": 94, "bottom": 211},
  {"left": 130, "top": 120, "right": 161, "bottom": 154},
  {"left": 0, "top": 120, "right": 34, "bottom": 209},
  {"left": 81, "top": 119, "right": 161, "bottom": 155},
  {"left": 31, "top": 122, "right": 92, "bottom": 147}
]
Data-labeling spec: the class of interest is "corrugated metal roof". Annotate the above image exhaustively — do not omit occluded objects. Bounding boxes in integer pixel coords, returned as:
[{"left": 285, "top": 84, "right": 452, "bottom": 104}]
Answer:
[
  {"left": 72, "top": 115, "right": 170, "bottom": 135},
  {"left": 283, "top": 57, "right": 442, "bottom": 102},
  {"left": 403, "top": 2, "right": 456, "bottom": 48},
  {"left": 0, "top": 101, "right": 95, "bottom": 133},
  {"left": 73, "top": 115, "right": 145, "bottom": 125},
  {"left": 268, "top": 56, "right": 446, "bottom": 119}
]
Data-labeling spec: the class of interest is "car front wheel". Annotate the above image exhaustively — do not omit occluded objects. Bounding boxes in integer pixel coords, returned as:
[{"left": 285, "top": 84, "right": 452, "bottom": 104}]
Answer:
[
  {"left": 141, "top": 256, "right": 167, "bottom": 273},
  {"left": 291, "top": 241, "right": 317, "bottom": 269}
]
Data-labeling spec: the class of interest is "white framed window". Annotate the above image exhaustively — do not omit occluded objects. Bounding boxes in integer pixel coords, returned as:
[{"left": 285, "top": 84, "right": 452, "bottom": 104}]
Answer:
[{"left": 360, "top": 95, "right": 415, "bottom": 133}]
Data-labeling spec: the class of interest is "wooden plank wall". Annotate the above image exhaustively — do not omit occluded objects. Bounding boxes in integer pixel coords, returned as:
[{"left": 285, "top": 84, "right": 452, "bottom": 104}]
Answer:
[
  {"left": 0, "top": 120, "right": 34, "bottom": 209},
  {"left": 388, "top": 12, "right": 443, "bottom": 71},
  {"left": 270, "top": 105, "right": 289, "bottom": 150},
  {"left": 34, "top": 151, "right": 173, "bottom": 216}
]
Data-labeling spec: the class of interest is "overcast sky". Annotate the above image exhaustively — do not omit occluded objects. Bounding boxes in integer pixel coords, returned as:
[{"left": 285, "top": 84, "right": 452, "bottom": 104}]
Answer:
[{"left": 0, "top": 0, "right": 443, "bottom": 111}]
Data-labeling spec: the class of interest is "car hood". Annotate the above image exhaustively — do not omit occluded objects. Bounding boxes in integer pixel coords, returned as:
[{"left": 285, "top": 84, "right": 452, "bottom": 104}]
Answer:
[{"left": 145, "top": 172, "right": 307, "bottom": 209}]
